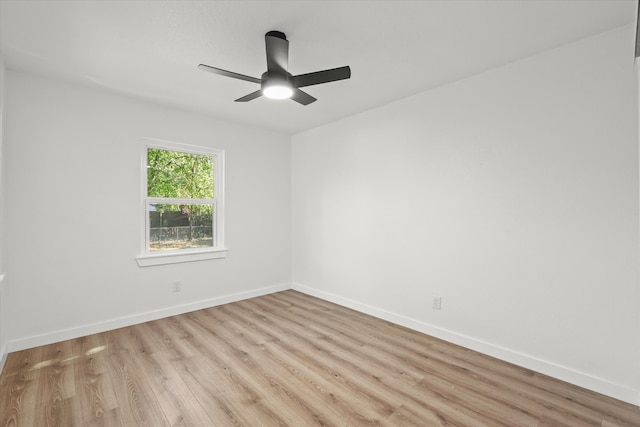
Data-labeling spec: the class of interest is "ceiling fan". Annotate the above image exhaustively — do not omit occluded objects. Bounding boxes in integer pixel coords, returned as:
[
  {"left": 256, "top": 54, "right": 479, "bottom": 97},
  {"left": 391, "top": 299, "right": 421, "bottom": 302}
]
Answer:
[{"left": 198, "top": 31, "right": 351, "bottom": 105}]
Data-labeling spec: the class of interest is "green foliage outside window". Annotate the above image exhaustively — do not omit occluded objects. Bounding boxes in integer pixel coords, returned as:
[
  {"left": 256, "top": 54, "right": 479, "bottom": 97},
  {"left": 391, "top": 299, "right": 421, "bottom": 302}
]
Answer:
[
  {"left": 147, "top": 148, "right": 215, "bottom": 250},
  {"left": 147, "top": 148, "right": 214, "bottom": 199}
]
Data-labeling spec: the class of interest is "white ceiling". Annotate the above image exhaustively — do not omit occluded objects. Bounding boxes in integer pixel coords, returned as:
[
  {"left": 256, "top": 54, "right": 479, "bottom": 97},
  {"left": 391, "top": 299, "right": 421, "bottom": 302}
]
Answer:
[{"left": 0, "top": 0, "right": 636, "bottom": 135}]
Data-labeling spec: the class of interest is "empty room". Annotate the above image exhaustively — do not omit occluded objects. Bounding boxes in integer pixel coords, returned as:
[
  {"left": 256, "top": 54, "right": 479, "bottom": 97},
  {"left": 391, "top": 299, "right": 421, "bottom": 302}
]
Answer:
[{"left": 1, "top": 0, "right": 640, "bottom": 425}]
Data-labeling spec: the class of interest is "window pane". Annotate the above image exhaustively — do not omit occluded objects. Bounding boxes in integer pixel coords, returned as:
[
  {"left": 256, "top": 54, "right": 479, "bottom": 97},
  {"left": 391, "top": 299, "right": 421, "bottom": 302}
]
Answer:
[
  {"left": 147, "top": 149, "right": 214, "bottom": 198},
  {"left": 148, "top": 203, "right": 214, "bottom": 251}
]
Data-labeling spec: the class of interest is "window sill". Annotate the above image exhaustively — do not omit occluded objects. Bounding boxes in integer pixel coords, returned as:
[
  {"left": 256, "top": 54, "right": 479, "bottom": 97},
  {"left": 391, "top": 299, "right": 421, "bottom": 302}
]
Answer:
[{"left": 136, "top": 248, "right": 228, "bottom": 267}]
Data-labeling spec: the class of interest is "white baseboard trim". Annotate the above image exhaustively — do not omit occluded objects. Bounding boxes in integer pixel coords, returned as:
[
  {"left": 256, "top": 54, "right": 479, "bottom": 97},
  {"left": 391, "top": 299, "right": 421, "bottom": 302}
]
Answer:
[
  {"left": 7, "top": 282, "right": 291, "bottom": 353},
  {"left": 291, "top": 283, "right": 639, "bottom": 406},
  {"left": 0, "top": 344, "right": 7, "bottom": 376}
]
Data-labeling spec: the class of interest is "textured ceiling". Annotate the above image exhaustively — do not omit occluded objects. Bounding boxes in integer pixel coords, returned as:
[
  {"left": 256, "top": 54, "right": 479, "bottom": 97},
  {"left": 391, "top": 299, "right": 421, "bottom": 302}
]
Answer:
[{"left": 0, "top": 0, "right": 636, "bottom": 134}]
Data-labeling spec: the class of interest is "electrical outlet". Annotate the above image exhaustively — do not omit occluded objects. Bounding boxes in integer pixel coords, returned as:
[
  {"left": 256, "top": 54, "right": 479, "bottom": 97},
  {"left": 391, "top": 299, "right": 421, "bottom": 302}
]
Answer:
[
  {"left": 432, "top": 295, "right": 442, "bottom": 310},
  {"left": 172, "top": 281, "right": 182, "bottom": 293}
]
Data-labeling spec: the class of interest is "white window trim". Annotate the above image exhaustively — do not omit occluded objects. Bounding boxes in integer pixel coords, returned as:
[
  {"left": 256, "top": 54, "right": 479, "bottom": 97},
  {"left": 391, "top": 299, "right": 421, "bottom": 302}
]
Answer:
[{"left": 135, "top": 138, "right": 227, "bottom": 267}]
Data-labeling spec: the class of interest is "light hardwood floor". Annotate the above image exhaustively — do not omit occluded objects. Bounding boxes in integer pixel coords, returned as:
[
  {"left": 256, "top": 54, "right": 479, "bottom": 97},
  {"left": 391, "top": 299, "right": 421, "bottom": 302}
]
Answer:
[{"left": 1, "top": 290, "right": 639, "bottom": 426}]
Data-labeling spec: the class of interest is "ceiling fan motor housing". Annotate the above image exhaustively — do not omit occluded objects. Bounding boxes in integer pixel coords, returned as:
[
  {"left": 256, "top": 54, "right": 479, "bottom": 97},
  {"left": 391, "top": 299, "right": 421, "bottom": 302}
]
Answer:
[
  {"left": 261, "top": 71, "right": 294, "bottom": 99},
  {"left": 261, "top": 70, "right": 292, "bottom": 89}
]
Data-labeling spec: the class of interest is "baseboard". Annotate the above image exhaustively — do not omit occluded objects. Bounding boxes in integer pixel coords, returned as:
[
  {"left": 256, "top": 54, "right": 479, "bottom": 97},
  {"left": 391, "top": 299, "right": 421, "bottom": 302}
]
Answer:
[
  {"left": 7, "top": 282, "right": 291, "bottom": 353},
  {"left": 0, "top": 344, "right": 7, "bottom": 376},
  {"left": 292, "top": 283, "right": 639, "bottom": 406}
]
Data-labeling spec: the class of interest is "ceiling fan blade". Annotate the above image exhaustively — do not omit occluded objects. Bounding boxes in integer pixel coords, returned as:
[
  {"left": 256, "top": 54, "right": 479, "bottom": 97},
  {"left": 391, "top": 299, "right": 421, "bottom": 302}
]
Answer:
[
  {"left": 292, "top": 66, "right": 351, "bottom": 88},
  {"left": 290, "top": 88, "right": 317, "bottom": 106},
  {"left": 235, "top": 90, "right": 263, "bottom": 102},
  {"left": 265, "top": 31, "right": 289, "bottom": 73},
  {"left": 198, "top": 64, "right": 261, "bottom": 84}
]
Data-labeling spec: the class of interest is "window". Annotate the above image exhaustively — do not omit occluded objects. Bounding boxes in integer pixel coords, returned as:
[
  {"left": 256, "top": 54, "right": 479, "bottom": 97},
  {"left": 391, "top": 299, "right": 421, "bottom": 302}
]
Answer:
[{"left": 136, "top": 139, "right": 226, "bottom": 267}]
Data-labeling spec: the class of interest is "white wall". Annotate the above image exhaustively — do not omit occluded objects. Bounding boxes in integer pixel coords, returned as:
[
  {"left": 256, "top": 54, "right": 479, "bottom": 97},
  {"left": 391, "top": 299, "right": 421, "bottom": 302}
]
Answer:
[
  {"left": 292, "top": 26, "right": 640, "bottom": 404},
  {"left": 0, "top": 55, "right": 6, "bottom": 368},
  {"left": 3, "top": 71, "right": 291, "bottom": 349}
]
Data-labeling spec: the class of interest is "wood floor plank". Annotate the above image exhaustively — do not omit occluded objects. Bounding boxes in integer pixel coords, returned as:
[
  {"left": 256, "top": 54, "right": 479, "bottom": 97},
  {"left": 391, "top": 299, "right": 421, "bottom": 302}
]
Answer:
[
  {"left": 70, "top": 333, "right": 121, "bottom": 427},
  {"left": 102, "top": 330, "right": 170, "bottom": 427},
  {"left": 207, "top": 306, "right": 359, "bottom": 426},
  {"left": 1, "top": 290, "right": 639, "bottom": 426},
  {"left": 215, "top": 301, "right": 396, "bottom": 425},
  {"left": 255, "top": 294, "right": 533, "bottom": 423},
  {"left": 0, "top": 346, "right": 43, "bottom": 427},
  {"left": 124, "top": 323, "right": 217, "bottom": 427},
  {"left": 238, "top": 297, "right": 506, "bottom": 426},
  {"left": 241, "top": 295, "right": 506, "bottom": 426},
  {"left": 32, "top": 340, "right": 77, "bottom": 427},
  {"left": 269, "top": 292, "right": 630, "bottom": 426},
  {"left": 227, "top": 304, "right": 398, "bottom": 413},
  {"left": 186, "top": 308, "right": 324, "bottom": 426}
]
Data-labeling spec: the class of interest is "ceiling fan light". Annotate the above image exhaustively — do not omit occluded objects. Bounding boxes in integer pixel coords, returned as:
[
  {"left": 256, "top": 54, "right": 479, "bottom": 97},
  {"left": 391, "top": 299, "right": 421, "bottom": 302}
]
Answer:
[{"left": 262, "top": 84, "right": 294, "bottom": 100}]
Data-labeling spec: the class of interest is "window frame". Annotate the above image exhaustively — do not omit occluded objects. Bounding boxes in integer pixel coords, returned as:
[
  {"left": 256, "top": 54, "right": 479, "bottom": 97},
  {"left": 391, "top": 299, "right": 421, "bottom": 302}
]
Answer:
[{"left": 135, "top": 138, "right": 227, "bottom": 267}]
